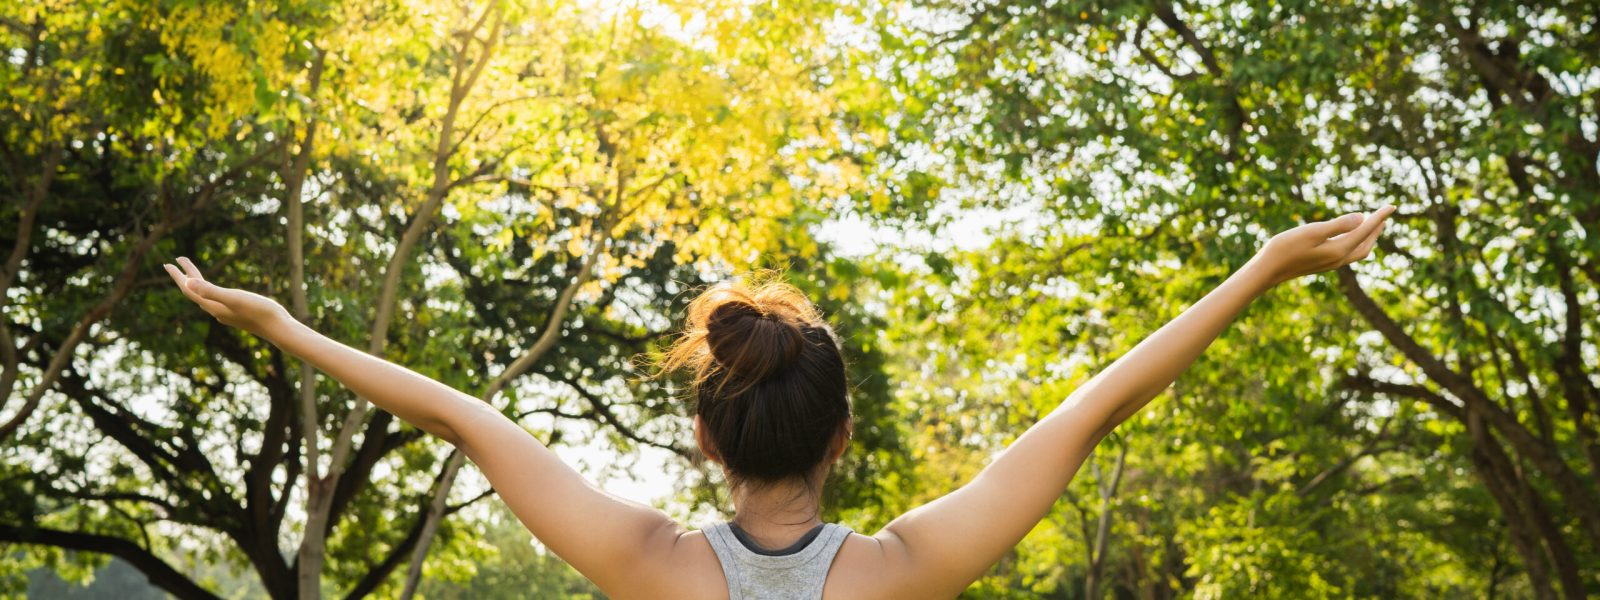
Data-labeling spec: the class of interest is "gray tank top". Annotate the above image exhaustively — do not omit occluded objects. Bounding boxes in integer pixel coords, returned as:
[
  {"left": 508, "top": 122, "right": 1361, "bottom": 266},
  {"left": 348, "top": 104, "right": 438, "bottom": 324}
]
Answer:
[{"left": 702, "top": 521, "right": 853, "bottom": 600}]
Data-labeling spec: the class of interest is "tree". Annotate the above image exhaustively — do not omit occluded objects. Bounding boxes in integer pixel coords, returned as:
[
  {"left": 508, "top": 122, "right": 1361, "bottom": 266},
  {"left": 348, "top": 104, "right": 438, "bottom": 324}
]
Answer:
[
  {"left": 0, "top": 0, "right": 892, "bottom": 596},
  {"left": 855, "top": 0, "right": 1597, "bottom": 596},
  {"left": 414, "top": 499, "right": 601, "bottom": 599}
]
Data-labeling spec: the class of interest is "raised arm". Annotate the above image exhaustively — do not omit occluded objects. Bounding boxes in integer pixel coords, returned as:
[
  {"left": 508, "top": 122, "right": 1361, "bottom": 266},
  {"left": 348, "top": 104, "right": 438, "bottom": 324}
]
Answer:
[
  {"left": 162, "top": 259, "right": 681, "bottom": 595},
  {"left": 873, "top": 207, "right": 1395, "bottom": 597}
]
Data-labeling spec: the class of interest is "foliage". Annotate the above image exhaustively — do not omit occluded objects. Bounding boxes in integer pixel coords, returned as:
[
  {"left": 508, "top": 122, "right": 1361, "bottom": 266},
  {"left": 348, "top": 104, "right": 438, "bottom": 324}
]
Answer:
[
  {"left": 5, "top": 0, "right": 1594, "bottom": 598},
  {"left": 0, "top": 0, "right": 894, "bottom": 597},
  {"left": 852, "top": 0, "right": 1599, "bottom": 597},
  {"left": 415, "top": 500, "right": 601, "bottom": 600}
]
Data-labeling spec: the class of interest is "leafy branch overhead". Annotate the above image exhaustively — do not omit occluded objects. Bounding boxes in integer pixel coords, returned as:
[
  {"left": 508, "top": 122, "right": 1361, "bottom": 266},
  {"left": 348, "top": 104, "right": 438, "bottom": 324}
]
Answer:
[{"left": 0, "top": 0, "right": 885, "bottom": 597}]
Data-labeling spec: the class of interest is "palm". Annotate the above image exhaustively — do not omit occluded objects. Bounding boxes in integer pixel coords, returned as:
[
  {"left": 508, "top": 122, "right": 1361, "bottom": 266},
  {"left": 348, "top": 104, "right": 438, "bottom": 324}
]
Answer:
[
  {"left": 1259, "top": 206, "right": 1395, "bottom": 285},
  {"left": 163, "top": 257, "right": 288, "bottom": 334}
]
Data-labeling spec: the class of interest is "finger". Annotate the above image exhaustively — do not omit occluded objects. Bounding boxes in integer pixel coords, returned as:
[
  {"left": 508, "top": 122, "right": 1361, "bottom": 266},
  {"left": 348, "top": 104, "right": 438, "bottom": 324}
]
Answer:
[
  {"left": 163, "top": 263, "right": 187, "bottom": 287},
  {"left": 1338, "top": 205, "right": 1395, "bottom": 251},
  {"left": 177, "top": 256, "right": 205, "bottom": 281},
  {"left": 1357, "top": 218, "right": 1386, "bottom": 251},
  {"left": 196, "top": 298, "right": 233, "bottom": 317},
  {"left": 168, "top": 264, "right": 231, "bottom": 317},
  {"left": 1344, "top": 221, "right": 1386, "bottom": 265},
  {"left": 183, "top": 283, "right": 232, "bottom": 316},
  {"left": 185, "top": 277, "right": 225, "bottom": 302},
  {"left": 1308, "top": 213, "right": 1365, "bottom": 239},
  {"left": 166, "top": 264, "right": 208, "bottom": 304}
]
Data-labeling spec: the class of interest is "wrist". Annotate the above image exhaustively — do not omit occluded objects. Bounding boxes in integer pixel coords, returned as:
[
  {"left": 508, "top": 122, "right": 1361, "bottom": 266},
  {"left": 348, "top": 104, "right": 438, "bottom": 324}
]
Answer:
[
  {"left": 1235, "top": 253, "right": 1281, "bottom": 295},
  {"left": 256, "top": 310, "right": 302, "bottom": 345}
]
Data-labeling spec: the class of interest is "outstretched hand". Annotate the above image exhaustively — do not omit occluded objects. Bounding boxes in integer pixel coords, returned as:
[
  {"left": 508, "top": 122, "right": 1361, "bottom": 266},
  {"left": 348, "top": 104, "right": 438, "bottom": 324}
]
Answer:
[
  {"left": 164, "top": 257, "right": 291, "bottom": 336},
  {"left": 1254, "top": 205, "right": 1395, "bottom": 286}
]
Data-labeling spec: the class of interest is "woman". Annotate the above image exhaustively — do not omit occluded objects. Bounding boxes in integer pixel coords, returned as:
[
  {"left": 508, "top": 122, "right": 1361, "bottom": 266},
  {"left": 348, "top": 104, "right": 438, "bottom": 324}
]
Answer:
[{"left": 164, "top": 206, "right": 1393, "bottom": 599}]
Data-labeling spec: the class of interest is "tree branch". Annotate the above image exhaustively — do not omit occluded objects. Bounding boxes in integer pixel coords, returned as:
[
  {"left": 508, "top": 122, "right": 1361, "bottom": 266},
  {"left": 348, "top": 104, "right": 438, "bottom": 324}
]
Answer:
[
  {"left": 0, "top": 524, "right": 220, "bottom": 600},
  {"left": 0, "top": 143, "right": 277, "bottom": 441},
  {"left": 399, "top": 212, "right": 610, "bottom": 599}
]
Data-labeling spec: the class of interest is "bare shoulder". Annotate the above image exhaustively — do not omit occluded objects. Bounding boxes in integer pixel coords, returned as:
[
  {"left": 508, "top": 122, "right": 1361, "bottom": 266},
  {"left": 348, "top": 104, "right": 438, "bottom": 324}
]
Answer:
[
  {"left": 823, "top": 531, "right": 948, "bottom": 600},
  {"left": 606, "top": 525, "right": 729, "bottom": 600}
]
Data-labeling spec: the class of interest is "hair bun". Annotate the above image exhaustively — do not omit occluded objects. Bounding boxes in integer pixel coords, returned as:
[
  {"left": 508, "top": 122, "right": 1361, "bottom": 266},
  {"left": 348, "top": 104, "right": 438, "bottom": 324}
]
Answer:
[
  {"left": 657, "top": 275, "right": 852, "bottom": 486},
  {"left": 661, "top": 278, "right": 825, "bottom": 398},
  {"left": 704, "top": 299, "right": 804, "bottom": 385}
]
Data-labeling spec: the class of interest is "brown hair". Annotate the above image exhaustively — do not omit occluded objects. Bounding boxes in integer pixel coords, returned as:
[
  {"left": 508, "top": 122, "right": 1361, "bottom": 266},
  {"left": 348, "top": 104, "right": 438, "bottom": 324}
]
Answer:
[{"left": 661, "top": 276, "right": 851, "bottom": 487}]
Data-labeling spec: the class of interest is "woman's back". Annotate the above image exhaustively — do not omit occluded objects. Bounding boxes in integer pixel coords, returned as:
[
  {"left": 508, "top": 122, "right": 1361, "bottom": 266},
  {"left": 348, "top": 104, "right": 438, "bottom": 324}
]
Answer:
[
  {"left": 702, "top": 521, "right": 850, "bottom": 599},
  {"left": 654, "top": 525, "right": 912, "bottom": 600}
]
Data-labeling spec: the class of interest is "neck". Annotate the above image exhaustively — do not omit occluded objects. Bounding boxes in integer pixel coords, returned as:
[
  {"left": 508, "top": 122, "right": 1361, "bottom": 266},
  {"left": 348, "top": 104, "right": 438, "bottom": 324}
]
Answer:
[{"left": 729, "top": 476, "right": 824, "bottom": 549}]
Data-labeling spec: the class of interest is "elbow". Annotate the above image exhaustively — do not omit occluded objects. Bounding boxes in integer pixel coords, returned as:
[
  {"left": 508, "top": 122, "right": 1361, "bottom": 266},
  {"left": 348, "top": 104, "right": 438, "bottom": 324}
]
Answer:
[
  {"left": 1074, "top": 408, "right": 1121, "bottom": 451},
  {"left": 406, "top": 412, "right": 464, "bottom": 447},
  {"left": 1060, "top": 391, "right": 1120, "bottom": 445},
  {"left": 1090, "top": 421, "right": 1117, "bottom": 446},
  {"left": 433, "top": 410, "right": 477, "bottom": 449},
  {"left": 439, "top": 399, "right": 510, "bottom": 452},
  {"left": 435, "top": 424, "right": 466, "bottom": 448},
  {"left": 421, "top": 408, "right": 469, "bottom": 448}
]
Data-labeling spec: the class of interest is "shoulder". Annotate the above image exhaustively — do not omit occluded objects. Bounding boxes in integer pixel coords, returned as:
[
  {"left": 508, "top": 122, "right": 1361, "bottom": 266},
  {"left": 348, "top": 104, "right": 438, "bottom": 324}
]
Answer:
[
  {"left": 822, "top": 530, "right": 950, "bottom": 600},
  {"left": 603, "top": 525, "right": 729, "bottom": 600}
]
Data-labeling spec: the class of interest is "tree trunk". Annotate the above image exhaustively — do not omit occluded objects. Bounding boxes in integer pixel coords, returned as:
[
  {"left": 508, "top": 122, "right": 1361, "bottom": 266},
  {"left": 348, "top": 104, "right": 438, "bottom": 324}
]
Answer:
[
  {"left": 398, "top": 224, "right": 607, "bottom": 599},
  {"left": 1085, "top": 443, "right": 1128, "bottom": 600},
  {"left": 1338, "top": 269, "right": 1600, "bottom": 551},
  {"left": 285, "top": 49, "right": 326, "bottom": 600},
  {"left": 1469, "top": 410, "right": 1586, "bottom": 600},
  {"left": 293, "top": 6, "right": 504, "bottom": 596},
  {"left": 1470, "top": 445, "right": 1557, "bottom": 600}
]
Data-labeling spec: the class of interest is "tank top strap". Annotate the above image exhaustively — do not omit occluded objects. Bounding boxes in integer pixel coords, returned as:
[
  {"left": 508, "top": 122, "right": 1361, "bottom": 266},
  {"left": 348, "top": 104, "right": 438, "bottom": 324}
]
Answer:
[{"left": 703, "top": 521, "right": 853, "bottom": 600}]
